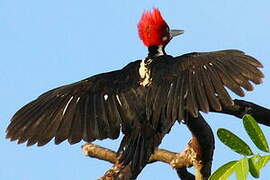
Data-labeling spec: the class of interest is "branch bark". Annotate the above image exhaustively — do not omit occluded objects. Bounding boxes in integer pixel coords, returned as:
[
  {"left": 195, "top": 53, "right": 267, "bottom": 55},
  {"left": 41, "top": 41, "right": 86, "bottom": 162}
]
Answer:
[
  {"left": 82, "top": 143, "right": 179, "bottom": 166},
  {"left": 212, "top": 99, "right": 270, "bottom": 127},
  {"left": 82, "top": 143, "right": 195, "bottom": 180}
]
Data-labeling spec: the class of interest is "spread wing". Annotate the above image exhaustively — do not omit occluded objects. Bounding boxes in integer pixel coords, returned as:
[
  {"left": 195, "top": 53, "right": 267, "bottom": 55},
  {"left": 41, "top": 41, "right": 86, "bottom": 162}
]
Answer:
[
  {"left": 6, "top": 61, "right": 143, "bottom": 146},
  {"left": 151, "top": 50, "right": 264, "bottom": 121}
]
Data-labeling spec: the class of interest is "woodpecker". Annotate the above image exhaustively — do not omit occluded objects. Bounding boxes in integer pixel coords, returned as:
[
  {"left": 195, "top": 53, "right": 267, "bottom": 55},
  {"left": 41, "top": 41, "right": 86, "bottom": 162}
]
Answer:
[{"left": 6, "top": 8, "right": 268, "bottom": 179}]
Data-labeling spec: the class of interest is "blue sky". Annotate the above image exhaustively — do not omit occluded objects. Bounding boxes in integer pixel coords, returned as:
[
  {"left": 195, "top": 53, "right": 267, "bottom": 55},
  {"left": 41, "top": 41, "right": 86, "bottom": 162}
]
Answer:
[{"left": 1, "top": 0, "right": 270, "bottom": 179}]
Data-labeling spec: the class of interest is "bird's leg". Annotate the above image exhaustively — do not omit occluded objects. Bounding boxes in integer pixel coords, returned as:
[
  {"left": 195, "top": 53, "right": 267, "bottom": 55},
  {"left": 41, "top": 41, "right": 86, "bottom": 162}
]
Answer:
[{"left": 171, "top": 112, "right": 215, "bottom": 180}]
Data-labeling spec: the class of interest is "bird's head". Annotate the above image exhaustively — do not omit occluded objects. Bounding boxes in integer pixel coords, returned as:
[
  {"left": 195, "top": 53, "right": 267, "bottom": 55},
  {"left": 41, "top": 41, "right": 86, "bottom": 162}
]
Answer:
[{"left": 137, "top": 8, "right": 184, "bottom": 52}]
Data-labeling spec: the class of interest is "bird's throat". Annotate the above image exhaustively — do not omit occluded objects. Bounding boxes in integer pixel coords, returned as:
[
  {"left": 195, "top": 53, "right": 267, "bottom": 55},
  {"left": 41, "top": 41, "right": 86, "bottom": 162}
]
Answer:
[{"left": 148, "top": 45, "right": 166, "bottom": 58}]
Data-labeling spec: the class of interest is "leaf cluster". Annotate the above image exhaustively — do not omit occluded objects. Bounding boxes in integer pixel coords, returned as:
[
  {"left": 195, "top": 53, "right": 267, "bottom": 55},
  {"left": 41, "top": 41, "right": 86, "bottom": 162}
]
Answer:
[{"left": 209, "top": 115, "right": 270, "bottom": 180}]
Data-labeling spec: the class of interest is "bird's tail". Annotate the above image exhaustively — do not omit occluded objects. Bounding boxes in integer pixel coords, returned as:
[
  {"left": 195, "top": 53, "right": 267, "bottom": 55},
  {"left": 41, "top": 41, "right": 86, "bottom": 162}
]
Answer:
[{"left": 117, "top": 129, "right": 163, "bottom": 179}]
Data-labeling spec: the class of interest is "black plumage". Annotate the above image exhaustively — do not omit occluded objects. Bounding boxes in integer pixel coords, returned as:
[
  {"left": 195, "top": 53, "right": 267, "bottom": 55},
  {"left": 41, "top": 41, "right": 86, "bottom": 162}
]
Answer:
[
  {"left": 6, "top": 8, "right": 266, "bottom": 179},
  {"left": 6, "top": 49, "right": 264, "bottom": 178}
]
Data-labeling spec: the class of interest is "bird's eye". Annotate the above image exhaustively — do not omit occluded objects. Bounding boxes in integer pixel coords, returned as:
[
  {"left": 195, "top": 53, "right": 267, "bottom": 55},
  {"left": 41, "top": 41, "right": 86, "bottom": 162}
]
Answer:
[
  {"left": 161, "top": 26, "right": 170, "bottom": 41},
  {"left": 162, "top": 36, "right": 168, "bottom": 41}
]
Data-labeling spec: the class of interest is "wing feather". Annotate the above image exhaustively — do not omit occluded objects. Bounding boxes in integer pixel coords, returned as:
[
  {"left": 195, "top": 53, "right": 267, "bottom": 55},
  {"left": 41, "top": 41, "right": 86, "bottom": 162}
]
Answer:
[
  {"left": 221, "top": 59, "right": 254, "bottom": 91},
  {"left": 150, "top": 50, "right": 263, "bottom": 120},
  {"left": 200, "top": 66, "right": 222, "bottom": 111},
  {"left": 166, "top": 80, "right": 176, "bottom": 121},
  {"left": 186, "top": 69, "right": 199, "bottom": 117},
  {"left": 7, "top": 98, "right": 50, "bottom": 141},
  {"left": 26, "top": 97, "right": 68, "bottom": 146},
  {"left": 152, "top": 86, "right": 164, "bottom": 129},
  {"left": 207, "top": 63, "right": 234, "bottom": 106},
  {"left": 172, "top": 77, "right": 183, "bottom": 121},
  {"left": 193, "top": 67, "right": 209, "bottom": 113},
  {"left": 67, "top": 99, "right": 82, "bottom": 144},
  {"left": 177, "top": 73, "right": 187, "bottom": 121},
  {"left": 97, "top": 94, "right": 110, "bottom": 139},
  {"left": 14, "top": 97, "right": 59, "bottom": 143},
  {"left": 37, "top": 97, "right": 73, "bottom": 145},
  {"left": 55, "top": 96, "right": 77, "bottom": 144},
  {"left": 79, "top": 94, "right": 92, "bottom": 142},
  {"left": 6, "top": 60, "right": 142, "bottom": 146},
  {"left": 230, "top": 56, "right": 264, "bottom": 84},
  {"left": 213, "top": 60, "right": 245, "bottom": 96},
  {"left": 105, "top": 95, "right": 120, "bottom": 139}
]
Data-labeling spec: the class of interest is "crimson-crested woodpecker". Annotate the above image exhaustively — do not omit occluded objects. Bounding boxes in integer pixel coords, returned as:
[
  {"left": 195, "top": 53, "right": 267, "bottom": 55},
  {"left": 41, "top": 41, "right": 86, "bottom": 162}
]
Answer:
[{"left": 6, "top": 8, "right": 269, "bottom": 179}]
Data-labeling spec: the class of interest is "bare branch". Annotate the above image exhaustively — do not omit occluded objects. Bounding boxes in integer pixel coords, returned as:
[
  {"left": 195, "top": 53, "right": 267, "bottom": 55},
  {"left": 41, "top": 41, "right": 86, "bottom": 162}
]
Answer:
[{"left": 82, "top": 144, "right": 181, "bottom": 166}]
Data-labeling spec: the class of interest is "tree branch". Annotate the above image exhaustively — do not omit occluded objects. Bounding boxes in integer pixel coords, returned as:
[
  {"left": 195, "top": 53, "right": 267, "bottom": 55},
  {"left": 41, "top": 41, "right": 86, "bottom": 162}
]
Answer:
[
  {"left": 82, "top": 143, "right": 179, "bottom": 166},
  {"left": 182, "top": 113, "right": 215, "bottom": 180},
  {"left": 212, "top": 99, "right": 270, "bottom": 127},
  {"left": 81, "top": 112, "right": 214, "bottom": 180},
  {"left": 80, "top": 100, "right": 270, "bottom": 179},
  {"left": 82, "top": 143, "right": 195, "bottom": 179}
]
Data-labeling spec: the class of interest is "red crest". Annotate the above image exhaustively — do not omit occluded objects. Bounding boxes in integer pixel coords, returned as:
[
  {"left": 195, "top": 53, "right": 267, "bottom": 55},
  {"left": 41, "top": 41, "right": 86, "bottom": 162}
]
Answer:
[{"left": 137, "top": 8, "right": 170, "bottom": 47}]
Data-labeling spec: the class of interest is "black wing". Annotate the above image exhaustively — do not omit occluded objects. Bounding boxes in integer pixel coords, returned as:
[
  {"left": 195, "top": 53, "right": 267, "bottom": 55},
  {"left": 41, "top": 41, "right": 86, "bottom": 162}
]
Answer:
[
  {"left": 150, "top": 50, "right": 264, "bottom": 120},
  {"left": 6, "top": 60, "right": 144, "bottom": 146}
]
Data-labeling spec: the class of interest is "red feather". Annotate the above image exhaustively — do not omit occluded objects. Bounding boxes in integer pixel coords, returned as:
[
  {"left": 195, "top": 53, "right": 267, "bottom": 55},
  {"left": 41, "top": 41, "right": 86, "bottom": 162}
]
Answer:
[{"left": 137, "top": 8, "right": 170, "bottom": 47}]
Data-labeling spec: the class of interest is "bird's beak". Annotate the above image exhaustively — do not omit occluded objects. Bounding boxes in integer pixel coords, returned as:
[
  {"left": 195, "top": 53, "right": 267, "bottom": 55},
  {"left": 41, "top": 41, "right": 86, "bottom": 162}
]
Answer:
[{"left": 170, "top": 29, "right": 184, "bottom": 38}]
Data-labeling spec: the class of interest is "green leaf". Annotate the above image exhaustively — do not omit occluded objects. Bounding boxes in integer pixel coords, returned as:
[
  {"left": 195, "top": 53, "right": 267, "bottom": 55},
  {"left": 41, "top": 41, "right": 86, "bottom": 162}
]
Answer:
[
  {"left": 248, "top": 155, "right": 260, "bottom": 178},
  {"left": 235, "top": 157, "right": 249, "bottom": 180},
  {"left": 257, "top": 155, "right": 270, "bottom": 170},
  {"left": 209, "top": 161, "right": 238, "bottom": 180},
  {"left": 210, "top": 158, "right": 250, "bottom": 180},
  {"left": 248, "top": 155, "right": 270, "bottom": 178},
  {"left": 217, "top": 128, "right": 253, "bottom": 156},
  {"left": 243, "top": 114, "right": 269, "bottom": 152}
]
